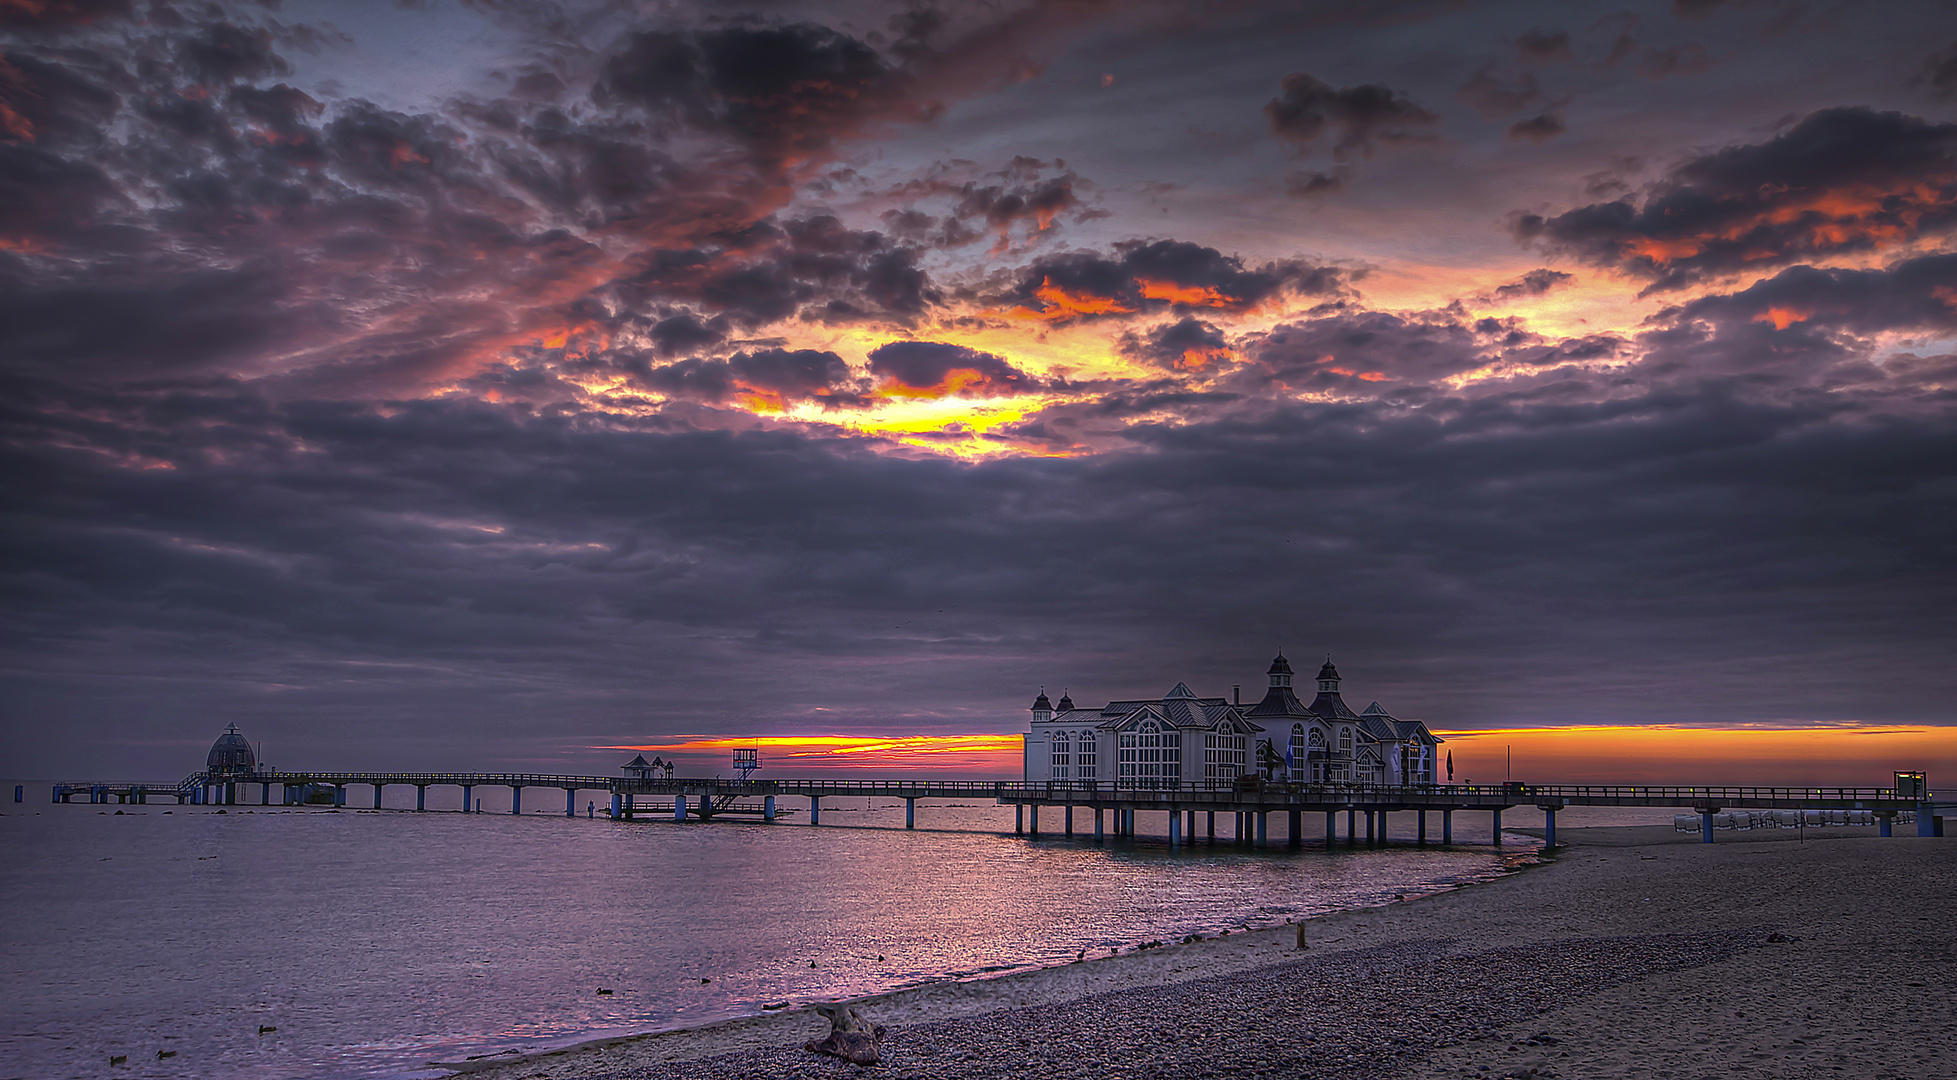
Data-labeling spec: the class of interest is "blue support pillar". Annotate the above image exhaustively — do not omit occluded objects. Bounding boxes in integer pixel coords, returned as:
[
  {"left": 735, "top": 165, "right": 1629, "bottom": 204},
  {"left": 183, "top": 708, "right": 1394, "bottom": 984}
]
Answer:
[
  {"left": 1544, "top": 807, "right": 1557, "bottom": 848},
  {"left": 1289, "top": 809, "right": 1302, "bottom": 848},
  {"left": 764, "top": 795, "right": 776, "bottom": 821},
  {"left": 1095, "top": 807, "right": 1104, "bottom": 840},
  {"left": 1029, "top": 804, "right": 1040, "bottom": 837},
  {"left": 1014, "top": 803, "right": 1022, "bottom": 834},
  {"left": 1417, "top": 810, "right": 1427, "bottom": 845},
  {"left": 623, "top": 793, "right": 634, "bottom": 819},
  {"left": 674, "top": 794, "right": 687, "bottom": 821},
  {"left": 567, "top": 788, "right": 577, "bottom": 818},
  {"left": 1702, "top": 810, "right": 1715, "bottom": 844},
  {"left": 510, "top": 787, "right": 522, "bottom": 815},
  {"left": 461, "top": 784, "right": 473, "bottom": 812},
  {"left": 334, "top": 784, "right": 346, "bottom": 807},
  {"left": 810, "top": 796, "right": 820, "bottom": 825},
  {"left": 1256, "top": 811, "right": 1268, "bottom": 847},
  {"left": 1491, "top": 807, "right": 1502, "bottom": 845},
  {"left": 1443, "top": 809, "right": 1453, "bottom": 845},
  {"left": 1365, "top": 809, "right": 1375, "bottom": 845},
  {"left": 1325, "top": 810, "right": 1337, "bottom": 850},
  {"left": 609, "top": 793, "right": 621, "bottom": 820},
  {"left": 1919, "top": 804, "right": 1936, "bottom": 837},
  {"left": 261, "top": 783, "right": 271, "bottom": 805},
  {"left": 1169, "top": 808, "right": 1181, "bottom": 846},
  {"left": 1347, "top": 809, "right": 1357, "bottom": 845},
  {"left": 906, "top": 798, "right": 916, "bottom": 829},
  {"left": 1207, "top": 810, "right": 1216, "bottom": 841},
  {"left": 1879, "top": 814, "right": 1892, "bottom": 837},
  {"left": 374, "top": 784, "right": 384, "bottom": 810}
]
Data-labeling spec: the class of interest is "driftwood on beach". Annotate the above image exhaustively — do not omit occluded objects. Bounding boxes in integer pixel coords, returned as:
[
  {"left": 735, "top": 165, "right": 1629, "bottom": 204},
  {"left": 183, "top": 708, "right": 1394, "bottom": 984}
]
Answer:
[{"left": 804, "top": 1002, "right": 886, "bottom": 1065}]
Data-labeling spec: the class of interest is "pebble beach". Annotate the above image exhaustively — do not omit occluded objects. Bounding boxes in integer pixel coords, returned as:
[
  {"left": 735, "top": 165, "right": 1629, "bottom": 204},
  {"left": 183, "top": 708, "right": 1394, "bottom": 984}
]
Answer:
[{"left": 446, "top": 828, "right": 1955, "bottom": 1080}]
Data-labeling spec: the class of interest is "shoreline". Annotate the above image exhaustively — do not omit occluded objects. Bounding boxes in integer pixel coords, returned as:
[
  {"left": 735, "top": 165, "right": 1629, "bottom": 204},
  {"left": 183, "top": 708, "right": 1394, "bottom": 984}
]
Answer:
[{"left": 445, "top": 825, "right": 1953, "bottom": 1079}]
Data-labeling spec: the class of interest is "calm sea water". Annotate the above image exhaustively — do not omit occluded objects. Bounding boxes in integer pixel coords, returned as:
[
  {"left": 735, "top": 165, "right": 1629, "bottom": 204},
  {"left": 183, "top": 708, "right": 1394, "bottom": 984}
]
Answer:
[{"left": 0, "top": 788, "right": 1650, "bottom": 1080}]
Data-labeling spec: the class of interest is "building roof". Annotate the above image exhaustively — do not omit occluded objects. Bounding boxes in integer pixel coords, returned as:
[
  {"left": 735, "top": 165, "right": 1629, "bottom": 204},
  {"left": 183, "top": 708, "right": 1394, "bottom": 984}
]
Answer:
[
  {"left": 1030, "top": 691, "right": 1052, "bottom": 711},
  {"left": 1056, "top": 692, "right": 1074, "bottom": 710},
  {"left": 1245, "top": 683, "right": 1317, "bottom": 720},
  {"left": 207, "top": 724, "right": 255, "bottom": 775},
  {"left": 624, "top": 753, "right": 652, "bottom": 768},
  {"left": 1267, "top": 651, "right": 1293, "bottom": 677}
]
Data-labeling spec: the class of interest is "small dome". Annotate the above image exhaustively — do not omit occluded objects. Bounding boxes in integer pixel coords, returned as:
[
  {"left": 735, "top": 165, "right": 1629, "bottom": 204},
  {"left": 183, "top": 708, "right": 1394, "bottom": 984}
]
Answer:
[
  {"left": 1318, "top": 660, "right": 1341, "bottom": 681},
  {"left": 1031, "top": 691, "right": 1053, "bottom": 711},
  {"left": 1268, "top": 652, "right": 1293, "bottom": 676},
  {"left": 1056, "top": 692, "right": 1075, "bottom": 711},
  {"left": 206, "top": 724, "right": 255, "bottom": 776}
]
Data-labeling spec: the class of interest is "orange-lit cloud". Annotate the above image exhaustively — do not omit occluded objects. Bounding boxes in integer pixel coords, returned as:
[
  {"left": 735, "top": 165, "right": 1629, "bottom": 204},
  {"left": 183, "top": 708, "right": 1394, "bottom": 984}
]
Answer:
[{"left": 1752, "top": 306, "right": 1812, "bottom": 330}]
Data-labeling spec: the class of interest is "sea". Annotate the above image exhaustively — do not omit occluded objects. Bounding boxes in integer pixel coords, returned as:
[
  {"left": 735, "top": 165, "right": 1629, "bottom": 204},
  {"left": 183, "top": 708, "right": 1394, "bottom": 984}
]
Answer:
[{"left": 0, "top": 783, "right": 1680, "bottom": 1080}]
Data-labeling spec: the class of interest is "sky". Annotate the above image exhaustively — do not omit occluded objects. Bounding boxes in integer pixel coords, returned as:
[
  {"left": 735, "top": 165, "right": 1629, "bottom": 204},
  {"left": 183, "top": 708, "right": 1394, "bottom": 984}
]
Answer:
[{"left": 2, "top": 0, "right": 1954, "bottom": 785}]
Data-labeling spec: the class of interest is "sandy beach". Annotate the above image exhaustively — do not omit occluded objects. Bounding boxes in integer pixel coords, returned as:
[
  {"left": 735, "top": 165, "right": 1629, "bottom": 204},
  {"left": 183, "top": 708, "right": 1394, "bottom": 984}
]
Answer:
[{"left": 446, "top": 828, "right": 1954, "bottom": 1080}]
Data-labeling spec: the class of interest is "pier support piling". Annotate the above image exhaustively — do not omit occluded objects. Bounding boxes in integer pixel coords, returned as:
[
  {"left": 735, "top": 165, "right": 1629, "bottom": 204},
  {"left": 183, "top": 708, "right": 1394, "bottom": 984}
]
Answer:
[
  {"left": 1169, "top": 809, "right": 1181, "bottom": 846},
  {"left": 510, "top": 786, "right": 521, "bottom": 815},
  {"left": 1014, "top": 803, "right": 1022, "bottom": 834},
  {"left": 1365, "top": 809, "right": 1375, "bottom": 846},
  {"left": 1094, "top": 807, "right": 1104, "bottom": 841},
  {"left": 461, "top": 784, "right": 473, "bottom": 813},
  {"left": 1256, "top": 811, "right": 1268, "bottom": 847},
  {"left": 764, "top": 795, "right": 776, "bottom": 821},
  {"left": 906, "top": 798, "right": 916, "bottom": 830},
  {"left": 1347, "top": 808, "right": 1357, "bottom": 845},
  {"left": 1188, "top": 809, "right": 1197, "bottom": 841},
  {"left": 1029, "top": 804, "right": 1040, "bottom": 837},
  {"left": 1443, "top": 809, "right": 1453, "bottom": 845},
  {"left": 810, "top": 796, "right": 820, "bottom": 825},
  {"left": 1325, "top": 810, "right": 1337, "bottom": 851},
  {"left": 1491, "top": 807, "right": 1502, "bottom": 846},
  {"left": 1063, "top": 804, "right": 1071, "bottom": 836},
  {"left": 674, "top": 794, "right": 687, "bottom": 822},
  {"left": 1207, "top": 810, "right": 1216, "bottom": 842},
  {"left": 374, "top": 785, "right": 383, "bottom": 810},
  {"left": 610, "top": 793, "right": 621, "bottom": 820},
  {"left": 566, "top": 788, "right": 576, "bottom": 818},
  {"left": 1417, "top": 810, "right": 1427, "bottom": 845},
  {"left": 1288, "top": 809, "right": 1302, "bottom": 848},
  {"left": 1543, "top": 807, "right": 1557, "bottom": 848}
]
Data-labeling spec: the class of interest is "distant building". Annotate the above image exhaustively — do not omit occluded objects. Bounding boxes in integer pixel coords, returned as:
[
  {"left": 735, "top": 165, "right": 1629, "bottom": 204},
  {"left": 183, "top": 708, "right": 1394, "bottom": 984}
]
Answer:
[
  {"left": 1023, "top": 654, "right": 1441, "bottom": 786},
  {"left": 207, "top": 724, "right": 257, "bottom": 778}
]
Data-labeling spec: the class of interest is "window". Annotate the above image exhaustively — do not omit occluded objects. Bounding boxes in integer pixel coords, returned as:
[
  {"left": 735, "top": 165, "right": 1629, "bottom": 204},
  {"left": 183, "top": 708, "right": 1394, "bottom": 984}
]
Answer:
[
  {"left": 1204, "top": 727, "right": 1246, "bottom": 779},
  {"left": 1049, "top": 731, "right": 1070, "bottom": 781},
  {"left": 1118, "top": 721, "right": 1179, "bottom": 785},
  {"left": 1077, "top": 732, "right": 1096, "bottom": 781},
  {"left": 1338, "top": 726, "right": 1353, "bottom": 754},
  {"left": 1290, "top": 725, "right": 1307, "bottom": 781},
  {"left": 1309, "top": 728, "right": 1325, "bottom": 747}
]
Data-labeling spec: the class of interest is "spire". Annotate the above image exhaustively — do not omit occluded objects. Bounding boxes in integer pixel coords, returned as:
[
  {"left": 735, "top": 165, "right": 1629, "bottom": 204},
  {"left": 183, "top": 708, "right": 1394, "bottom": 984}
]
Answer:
[
  {"left": 1268, "top": 651, "right": 1293, "bottom": 688},
  {"left": 1030, "top": 689, "right": 1053, "bottom": 722}
]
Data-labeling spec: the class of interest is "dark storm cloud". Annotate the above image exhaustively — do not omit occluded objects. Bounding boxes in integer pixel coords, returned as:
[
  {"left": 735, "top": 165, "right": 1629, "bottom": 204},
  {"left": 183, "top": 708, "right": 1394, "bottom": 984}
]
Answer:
[
  {"left": 177, "top": 21, "right": 289, "bottom": 85},
  {"left": 1515, "top": 29, "right": 1574, "bottom": 64},
  {"left": 1285, "top": 169, "right": 1346, "bottom": 198},
  {"left": 1509, "top": 112, "right": 1566, "bottom": 143},
  {"left": 1264, "top": 72, "right": 1439, "bottom": 159},
  {"left": 0, "top": 0, "right": 130, "bottom": 30},
  {"left": 1484, "top": 268, "right": 1574, "bottom": 302},
  {"left": 598, "top": 22, "right": 934, "bottom": 174},
  {"left": 1513, "top": 107, "right": 1957, "bottom": 291},
  {"left": 1457, "top": 65, "right": 1546, "bottom": 119},
  {"left": 1664, "top": 253, "right": 1957, "bottom": 335},
  {"left": 1118, "top": 317, "right": 1235, "bottom": 372},
  {"left": 866, "top": 340, "right": 1042, "bottom": 397},
  {"left": 1003, "top": 239, "right": 1346, "bottom": 324},
  {"left": 637, "top": 347, "right": 868, "bottom": 408},
  {"left": 1921, "top": 42, "right": 1957, "bottom": 99}
]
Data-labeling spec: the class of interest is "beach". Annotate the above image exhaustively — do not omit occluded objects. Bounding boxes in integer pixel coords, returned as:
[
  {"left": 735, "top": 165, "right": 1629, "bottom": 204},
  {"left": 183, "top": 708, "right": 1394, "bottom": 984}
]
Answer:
[{"left": 446, "top": 827, "right": 1954, "bottom": 1080}]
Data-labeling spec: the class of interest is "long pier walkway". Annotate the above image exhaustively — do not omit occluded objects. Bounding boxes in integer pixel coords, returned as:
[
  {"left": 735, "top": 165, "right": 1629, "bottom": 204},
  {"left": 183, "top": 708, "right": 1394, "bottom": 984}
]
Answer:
[{"left": 46, "top": 772, "right": 1950, "bottom": 845}]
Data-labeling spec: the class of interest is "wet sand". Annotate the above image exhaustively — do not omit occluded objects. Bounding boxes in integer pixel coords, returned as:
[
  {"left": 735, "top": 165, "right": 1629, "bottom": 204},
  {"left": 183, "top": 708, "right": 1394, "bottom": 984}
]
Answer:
[{"left": 445, "top": 828, "right": 1954, "bottom": 1080}]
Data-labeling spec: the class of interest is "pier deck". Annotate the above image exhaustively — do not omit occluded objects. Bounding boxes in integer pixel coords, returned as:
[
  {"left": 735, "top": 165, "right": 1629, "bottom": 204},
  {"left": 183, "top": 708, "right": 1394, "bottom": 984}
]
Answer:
[{"left": 47, "top": 771, "right": 1946, "bottom": 844}]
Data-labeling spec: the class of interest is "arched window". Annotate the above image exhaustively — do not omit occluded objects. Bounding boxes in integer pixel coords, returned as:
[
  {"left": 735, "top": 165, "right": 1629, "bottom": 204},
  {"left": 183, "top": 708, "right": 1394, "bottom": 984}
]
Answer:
[
  {"left": 1077, "top": 732, "right": 1097, "bottom": 781},
  {"left": 1338, "top": 726, "right": 1354, "bottom": 753},
  {"left": 1290, "top": 724, "right": 1307, "bottom": 781},
  {"left": 1118, "top": 721, "right": 1179, "bottom": 784},
  {"left": 1204, "top": 724, "right": 1246, "bottom": 779},
  {"left": 1049, "top": 731, "right": 1070, "bottom": 781}
]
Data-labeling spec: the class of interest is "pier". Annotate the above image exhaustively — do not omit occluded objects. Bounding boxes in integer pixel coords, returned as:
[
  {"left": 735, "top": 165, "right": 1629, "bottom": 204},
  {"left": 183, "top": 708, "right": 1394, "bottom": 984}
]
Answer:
[{"left": 46, "top": 772, "right": 1949, "bottom": 844}]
